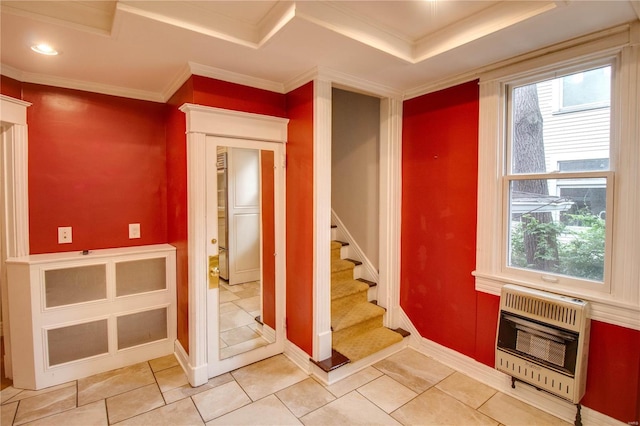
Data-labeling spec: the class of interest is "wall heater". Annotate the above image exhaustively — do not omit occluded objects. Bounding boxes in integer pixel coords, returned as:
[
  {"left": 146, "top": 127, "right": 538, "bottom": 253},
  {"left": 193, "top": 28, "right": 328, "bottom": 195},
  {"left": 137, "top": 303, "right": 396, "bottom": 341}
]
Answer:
[{"left": 496, "top": 284, "right": 591, "bottom": 423}]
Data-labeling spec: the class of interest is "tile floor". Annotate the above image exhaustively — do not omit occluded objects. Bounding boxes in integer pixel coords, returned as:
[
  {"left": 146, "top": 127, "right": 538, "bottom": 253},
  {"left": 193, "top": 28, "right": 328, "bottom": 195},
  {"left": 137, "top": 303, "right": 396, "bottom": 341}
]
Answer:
[
  {"left": 0, "top": 348, "right": 571, "bottom": 425},
  {"left": 219, "top": 280, "right": 272, "bottom": 359}
]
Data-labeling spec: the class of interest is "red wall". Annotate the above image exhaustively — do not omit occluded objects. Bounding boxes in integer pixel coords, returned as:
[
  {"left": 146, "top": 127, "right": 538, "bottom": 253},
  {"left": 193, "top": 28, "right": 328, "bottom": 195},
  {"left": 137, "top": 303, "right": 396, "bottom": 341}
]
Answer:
[
  {"left": 401, "top": 80, "right": 640, "bottom": 424},
  {"left": 193, "top": 76, "right": 287, "bottom": 118},
  {"left": 1, "top": 75, "right": 22, "bottom": 99},
  {"left": 401, "top": 80, "right": 480, "bottom": 358},
  {"left": 23, "top": 83, "right": 167, "bottom": 254},
  {"left": 284, "top": 82, "right": 314, "bottom": 356}
]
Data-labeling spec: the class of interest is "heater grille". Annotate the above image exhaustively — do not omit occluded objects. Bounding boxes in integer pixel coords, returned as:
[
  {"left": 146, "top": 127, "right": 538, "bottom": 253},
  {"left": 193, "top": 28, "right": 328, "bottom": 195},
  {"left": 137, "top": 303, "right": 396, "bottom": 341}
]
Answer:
[
  {"left": 496, "top": 284, "right": 591, "bottom": 404},
  {"left": 501, "top": 286, "right": 586, "bottom": 332},
  {"left": 516, "top": 329, "right": 566, "bottom": 367}
]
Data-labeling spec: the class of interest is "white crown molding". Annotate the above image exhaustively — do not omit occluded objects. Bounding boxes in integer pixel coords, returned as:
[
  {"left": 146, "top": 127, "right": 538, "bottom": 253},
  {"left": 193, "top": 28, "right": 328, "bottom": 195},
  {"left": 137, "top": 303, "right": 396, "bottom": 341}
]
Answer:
[
  {"left": 1, "top": 66, "right": 164, "bottom": 103},
  {"left": 284, "top": 66, "right": 402, "bottom": 100},
  {"left": 0, "top": 64, "right": 23, "bottom": 82},
  {"left": 161, "top": 64, "right": 193, "bottom": 103},
  {"left": 188, "top": 62, "right": 285, "bottom": 94}
]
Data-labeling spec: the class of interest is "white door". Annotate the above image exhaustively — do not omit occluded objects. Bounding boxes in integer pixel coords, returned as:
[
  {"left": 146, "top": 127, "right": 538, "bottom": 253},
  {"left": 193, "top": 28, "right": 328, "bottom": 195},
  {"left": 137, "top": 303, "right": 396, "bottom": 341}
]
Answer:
[
  {"left": 226, "top": 148, "right": 261, "bottom": 285},
  {"left": 205, "top": 136, "right": 285, "bottom": 378}
]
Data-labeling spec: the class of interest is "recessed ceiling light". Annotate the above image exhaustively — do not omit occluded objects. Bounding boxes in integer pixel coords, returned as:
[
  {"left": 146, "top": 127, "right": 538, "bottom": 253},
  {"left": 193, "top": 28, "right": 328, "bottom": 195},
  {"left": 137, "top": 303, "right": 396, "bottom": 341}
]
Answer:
[{"left": 31, "top": 43, "right": 59, "bottom": 56}]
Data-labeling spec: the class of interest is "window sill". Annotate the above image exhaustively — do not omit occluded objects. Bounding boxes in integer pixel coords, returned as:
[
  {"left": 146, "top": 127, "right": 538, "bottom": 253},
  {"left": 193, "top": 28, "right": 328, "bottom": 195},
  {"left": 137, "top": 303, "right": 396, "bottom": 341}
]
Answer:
[{"left": 473, "top": 270, "right": 640, "bottom": 331}]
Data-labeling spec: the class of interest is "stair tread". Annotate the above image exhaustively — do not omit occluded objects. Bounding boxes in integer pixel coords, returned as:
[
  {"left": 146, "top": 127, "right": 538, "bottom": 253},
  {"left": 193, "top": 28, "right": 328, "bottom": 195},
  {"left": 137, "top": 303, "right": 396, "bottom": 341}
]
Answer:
[
  {"left": 356, "top": 278, "right": 377, "bottom": 287},
  {"left": 333, "top": 327, "right": 404, "bottom": 362},
  {"left": 332, "top": 301, "right": 385, "bottom": 332},
  {"left": 331, "top": 258, "right": 356, "bottom": 274},
  {"left": 331, "top": 279, "right": 369, "bottom": 301}
]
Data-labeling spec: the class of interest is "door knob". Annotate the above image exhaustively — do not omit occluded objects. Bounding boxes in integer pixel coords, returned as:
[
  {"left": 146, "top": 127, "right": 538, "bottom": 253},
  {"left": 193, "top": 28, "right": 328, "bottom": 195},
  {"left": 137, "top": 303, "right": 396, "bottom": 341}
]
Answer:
[{"left": 211, "top": 238, "right": 217, "bottom": 244}]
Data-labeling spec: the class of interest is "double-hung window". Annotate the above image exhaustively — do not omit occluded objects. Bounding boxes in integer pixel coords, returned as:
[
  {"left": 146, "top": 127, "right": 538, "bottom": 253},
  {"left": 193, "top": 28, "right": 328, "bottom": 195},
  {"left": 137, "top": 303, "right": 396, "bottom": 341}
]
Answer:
[
  {"left": 474, "top": 25, "right": 640, "bottom": 328},
  {"left": 505, "top": 63, "right": 614, "bottom": 293}
]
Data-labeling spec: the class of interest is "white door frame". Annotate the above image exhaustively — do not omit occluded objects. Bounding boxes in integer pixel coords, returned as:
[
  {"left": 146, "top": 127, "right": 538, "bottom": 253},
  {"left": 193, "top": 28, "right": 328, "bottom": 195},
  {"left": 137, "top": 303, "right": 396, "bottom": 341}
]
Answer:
[
  {"left": 178, "top": 104, "right": 288, "bottom": 386},
  {"left": 0, "top": 94, "right": 31, "bottom": 379},
  {"left": 310, "top": 76, "right": 403, "bottom": 363}
]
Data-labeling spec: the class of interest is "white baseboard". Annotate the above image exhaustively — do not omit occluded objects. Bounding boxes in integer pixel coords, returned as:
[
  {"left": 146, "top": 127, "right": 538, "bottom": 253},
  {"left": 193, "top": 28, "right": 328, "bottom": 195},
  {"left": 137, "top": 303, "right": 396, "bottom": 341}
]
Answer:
[
  {"left": 283, "top": 339, "right": 313, "bottom": 375},
  {"left": 174, "top": 340, "right": 208, "bottom": 387},
  {"left": 398, "top": 309, "right": 626, "bottom": 426}
]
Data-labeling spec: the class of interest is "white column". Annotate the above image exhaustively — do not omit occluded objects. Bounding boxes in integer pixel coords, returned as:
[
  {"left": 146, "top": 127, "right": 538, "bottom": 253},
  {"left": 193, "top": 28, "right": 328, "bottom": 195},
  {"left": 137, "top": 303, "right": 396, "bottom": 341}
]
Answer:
[
  {"left": 313, "top": 78, "right": 333, "bottom": 361},
  {"left": 378, "top": 97, "right": 403, "bottom": 326}
]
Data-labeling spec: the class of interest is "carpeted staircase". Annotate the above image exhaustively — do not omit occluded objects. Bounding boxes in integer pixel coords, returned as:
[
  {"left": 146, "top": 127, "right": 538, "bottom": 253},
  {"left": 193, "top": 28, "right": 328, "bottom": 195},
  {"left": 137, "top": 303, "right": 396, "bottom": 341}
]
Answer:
[{"left": 329, "top": 240, "right": 405, "bottom": 363}]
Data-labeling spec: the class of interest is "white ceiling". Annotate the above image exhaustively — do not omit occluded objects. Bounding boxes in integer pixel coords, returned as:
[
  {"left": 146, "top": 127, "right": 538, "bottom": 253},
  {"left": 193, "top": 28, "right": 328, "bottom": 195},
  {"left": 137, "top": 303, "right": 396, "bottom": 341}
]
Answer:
[{"left": 1, "top": 1, "right": 639, "bottom": 102}]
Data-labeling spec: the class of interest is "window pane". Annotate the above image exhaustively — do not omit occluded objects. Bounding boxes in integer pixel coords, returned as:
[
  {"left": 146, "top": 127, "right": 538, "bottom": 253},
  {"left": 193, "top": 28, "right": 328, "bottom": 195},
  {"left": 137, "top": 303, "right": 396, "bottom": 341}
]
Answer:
[
  {"left": 562, "top": 66, "right": 611, "bottom": 109},
  {"left": 510, "top": 68, "right": 610, "bottom": 174},
  {"left": 508, "top": 178, "right": 607, "bottom": 282}
]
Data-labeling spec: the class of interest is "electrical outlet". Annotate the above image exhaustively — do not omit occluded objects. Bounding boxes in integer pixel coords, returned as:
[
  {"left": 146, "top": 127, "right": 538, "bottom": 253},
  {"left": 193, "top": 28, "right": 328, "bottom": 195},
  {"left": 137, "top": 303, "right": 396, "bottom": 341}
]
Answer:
[
  {"left": 129, "top": 223, "right": 141, "bottom": 239},
  {"left": 58, "top": 227, "right": 72, "bottom": 244}
]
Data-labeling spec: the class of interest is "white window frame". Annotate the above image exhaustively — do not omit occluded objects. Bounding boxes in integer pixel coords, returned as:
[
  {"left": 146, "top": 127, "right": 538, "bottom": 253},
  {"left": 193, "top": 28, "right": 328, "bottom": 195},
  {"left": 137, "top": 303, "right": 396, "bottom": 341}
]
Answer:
[
  {"left": 551, "top": 65, "right": 612, "bottom": 114},
  {"left": 473, "top": 25, "right": 640, "bottom": 331}
]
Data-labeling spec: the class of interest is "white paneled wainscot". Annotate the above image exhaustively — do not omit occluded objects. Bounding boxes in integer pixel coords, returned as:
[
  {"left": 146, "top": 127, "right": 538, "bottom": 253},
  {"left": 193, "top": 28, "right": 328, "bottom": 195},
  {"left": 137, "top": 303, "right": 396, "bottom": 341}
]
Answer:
[{"left": 6, "top": 244, "right": 176, "bottom": 390}]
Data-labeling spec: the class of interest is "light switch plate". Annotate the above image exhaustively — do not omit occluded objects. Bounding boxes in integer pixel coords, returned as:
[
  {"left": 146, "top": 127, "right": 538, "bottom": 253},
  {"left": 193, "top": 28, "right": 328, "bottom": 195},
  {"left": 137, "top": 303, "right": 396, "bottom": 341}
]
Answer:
[{"left": 129, "top": 223, "right": 141, "bottom": 239}]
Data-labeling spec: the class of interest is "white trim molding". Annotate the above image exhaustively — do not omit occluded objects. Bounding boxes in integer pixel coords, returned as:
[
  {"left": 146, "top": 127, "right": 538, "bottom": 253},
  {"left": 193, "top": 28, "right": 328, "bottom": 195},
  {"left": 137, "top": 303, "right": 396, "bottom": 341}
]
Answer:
[
  {"left": 473, "top": 23, "right": 640, "bottom": 331},
  {"left": 1, "top": 94, "right": 31, "bottom": 379},
  {"left": 312, "top": 78, "right": 333, "bottom": 362},
  {"left": 179, "top": 103, "right": 288, "bottom": 386},
  {"left": 378, "top": 97, "right": 403, "bottom": 326}
]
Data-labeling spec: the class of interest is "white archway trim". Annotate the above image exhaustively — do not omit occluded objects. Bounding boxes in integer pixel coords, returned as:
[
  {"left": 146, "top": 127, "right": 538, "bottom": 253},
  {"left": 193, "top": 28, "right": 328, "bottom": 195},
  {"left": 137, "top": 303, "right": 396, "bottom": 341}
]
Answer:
[{"left": 1, "top": 94, "right": 31, "bottom": 379}]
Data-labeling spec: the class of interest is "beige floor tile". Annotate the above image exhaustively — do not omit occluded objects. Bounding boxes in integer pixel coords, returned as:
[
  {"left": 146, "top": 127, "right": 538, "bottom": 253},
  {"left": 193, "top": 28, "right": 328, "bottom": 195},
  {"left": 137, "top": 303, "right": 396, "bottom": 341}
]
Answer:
[
  {"left": 233, "top": 295, "right": 260, "bottom": 313},
  {"left": 436, "top": 372, "right": 497, "bottom": 409},
  {"left": 1, "top": 401, "right": 18, "bottom": 425},
  {"left": 276, "top": 377, "right": 336, "bottom": 417},
  {"left": 374, "top": 348, "right": 454, "bottom": 393},
  {"left": 233, "top": 287, "right": 260, "bottom": 299},
  {"left": 206, "top": 394, "right": 301, "bottom": 425},
  {"left": 78, "top": 362, "right": 155, "bottom": 406},
  {"left": 13, "top": 385, "right": 77, "bottom": 425},
  {"left": 221, "top": 325, "right": 261, "bottom": 346},
  {"left": 1, "top": 387, "right": 22, "bottom": 404},
  {"left": 326, "top": 366, "right": 383, "bottom": 398},
  {"left": 220, "top": 301, "right": 241, "bottom": 314},
  {"left": 3, "top": 381, "right": 76, "bottom": 404},
  {"left": 391, "top": 387, "right": 498, "bottom": 426},
  {"left": 219, "top": 290, "right": 240, "bottom": 303},
  {"left": 220, "top": 309, "right": 256, "bottom": 332},
  {"left": 357, "top": 375, "right": 417, "bottom": 413},
  {"left": 220, "top": 336, "right": 270, "bottom": 359},
  {"left": 25, "top": 400, "right": 108, "bottom": 426},
  {"left": 154, "top": 365, "right": 189, "bottom": 393},
  {"left": 192, "top": 380, "right": 251, "bottom": 421},
  {"left": 231, "top": 355, "right": 307, "bottom": 401},
  {"left": 106, "top": 383, "right": 164, "bottom": 424},
  {"left": 162, "top": 373, "right": 235, "bottom": 405},
  {"left": 114, "top": 398, "right": 204, "bottom": 426},
  {"left": 148, "top": 354, "right": 179, "bottom": 373},
  {"left": 300, "top": 390, "right": 401, "bottom": 425},
  {"left": 478, "top": 392, "right": 572, "bottom": 426}
]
